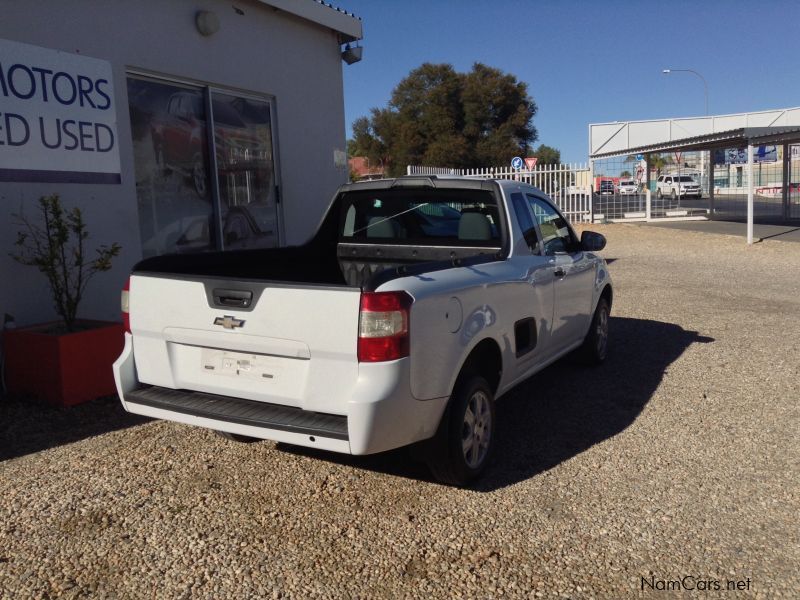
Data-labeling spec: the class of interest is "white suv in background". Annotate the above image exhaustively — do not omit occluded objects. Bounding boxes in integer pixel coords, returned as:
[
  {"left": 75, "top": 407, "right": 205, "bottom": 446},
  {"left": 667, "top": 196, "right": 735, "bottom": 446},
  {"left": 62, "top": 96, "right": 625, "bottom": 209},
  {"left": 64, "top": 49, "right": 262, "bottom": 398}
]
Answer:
[
  {"left": 618, "top": 179, "right": 638, "bottom": 195},
  {"left": 656, "top": 174, "right": 702, "bottom": 199}
]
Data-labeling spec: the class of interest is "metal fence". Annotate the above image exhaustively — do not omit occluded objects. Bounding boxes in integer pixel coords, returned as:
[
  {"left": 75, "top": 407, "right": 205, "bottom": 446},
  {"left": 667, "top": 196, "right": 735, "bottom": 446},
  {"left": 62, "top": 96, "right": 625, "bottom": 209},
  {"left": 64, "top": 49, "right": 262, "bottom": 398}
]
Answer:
[
  {"left": 406, "top": 163, "right": 593, "bottom": 222},
  {"left": 590, "top": 151, "right": 712, "bottom": 221}
]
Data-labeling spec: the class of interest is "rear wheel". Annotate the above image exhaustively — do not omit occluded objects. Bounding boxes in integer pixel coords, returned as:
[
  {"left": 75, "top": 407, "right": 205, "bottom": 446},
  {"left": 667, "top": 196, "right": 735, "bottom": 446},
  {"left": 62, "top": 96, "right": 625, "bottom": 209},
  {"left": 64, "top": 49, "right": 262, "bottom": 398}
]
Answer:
[
  {"left": 216, "top": 430, "right": 260, "bottom": 443},
  {"left": 579, "top": 297, "right": 610, "bottom": 364},
  {"left": 192, "top": 154, "right": 208, "bottom": 198},
  {"left": 427, "top": 376, "right": 495, "bottom": 486}
]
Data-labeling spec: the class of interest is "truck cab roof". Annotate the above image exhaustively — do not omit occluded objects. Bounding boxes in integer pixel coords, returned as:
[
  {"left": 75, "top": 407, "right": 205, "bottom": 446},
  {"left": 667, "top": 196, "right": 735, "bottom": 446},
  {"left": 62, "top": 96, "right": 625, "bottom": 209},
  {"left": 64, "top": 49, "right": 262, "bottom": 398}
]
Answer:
[{"left": 340, "top": 175, "right": 548, "bottom": 198}]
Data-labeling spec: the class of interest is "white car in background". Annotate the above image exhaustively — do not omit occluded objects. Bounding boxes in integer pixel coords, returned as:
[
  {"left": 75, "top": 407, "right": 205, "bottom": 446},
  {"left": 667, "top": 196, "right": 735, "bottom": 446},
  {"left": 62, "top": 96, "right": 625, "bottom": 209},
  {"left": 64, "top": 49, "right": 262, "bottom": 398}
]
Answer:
[
  {"left": 656, "top": 174, "right": 702, "bottom": 199},
  {"left": 618, "top": 179, "right": 638, "bottom": 195}
]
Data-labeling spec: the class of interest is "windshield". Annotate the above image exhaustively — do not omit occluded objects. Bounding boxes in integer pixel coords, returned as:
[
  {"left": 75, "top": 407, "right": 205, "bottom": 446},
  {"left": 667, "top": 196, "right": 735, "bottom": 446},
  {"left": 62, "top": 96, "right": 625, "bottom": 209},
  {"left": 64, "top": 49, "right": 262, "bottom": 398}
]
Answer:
[
  {"left": 677, "top": 176, "right": 696, "bottom": 183},
  {"left": 339, "top": 188, "right": 502, "bottom": 247}
]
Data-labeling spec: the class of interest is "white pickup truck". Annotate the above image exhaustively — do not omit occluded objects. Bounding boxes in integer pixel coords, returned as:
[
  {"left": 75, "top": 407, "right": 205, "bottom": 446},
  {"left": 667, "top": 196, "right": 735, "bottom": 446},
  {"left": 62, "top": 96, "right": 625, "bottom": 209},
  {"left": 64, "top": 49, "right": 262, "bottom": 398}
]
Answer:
[{"left": 114, "top": 176, "right": 612, "bottom": 485}]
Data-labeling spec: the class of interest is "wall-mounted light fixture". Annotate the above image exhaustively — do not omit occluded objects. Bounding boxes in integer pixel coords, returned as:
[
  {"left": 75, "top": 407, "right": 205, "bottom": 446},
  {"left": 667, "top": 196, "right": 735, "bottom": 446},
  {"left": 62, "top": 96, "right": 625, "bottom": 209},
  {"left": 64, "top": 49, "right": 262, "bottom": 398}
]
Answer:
[
  {"left": 341, "top": 43, "right": 363, "bottom": 65},
  {"left": 196, "top": 11, "right": 220, "bottom": 37}
]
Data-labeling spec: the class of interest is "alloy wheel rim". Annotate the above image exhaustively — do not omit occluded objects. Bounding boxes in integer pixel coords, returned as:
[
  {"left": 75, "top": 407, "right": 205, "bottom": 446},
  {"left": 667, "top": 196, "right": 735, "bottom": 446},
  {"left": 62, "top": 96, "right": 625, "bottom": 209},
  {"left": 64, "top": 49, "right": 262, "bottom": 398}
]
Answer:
[
  {"left": 596, "top": 307, "right": 608, "bottom": 357},
  {"left": 461, "top": 391, "right": 491, "bottom": 469},
  {"left": 194, "top": 163, "right": 207, "bottom": 197}
]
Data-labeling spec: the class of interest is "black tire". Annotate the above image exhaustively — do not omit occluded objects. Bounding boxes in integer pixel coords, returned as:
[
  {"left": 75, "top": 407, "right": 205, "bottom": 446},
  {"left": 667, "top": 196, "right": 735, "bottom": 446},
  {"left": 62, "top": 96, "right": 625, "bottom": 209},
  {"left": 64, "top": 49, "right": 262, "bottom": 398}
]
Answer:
[
  {"left": 215, "top": 430, "right": 260, "bottom": 443},
  {"left": 426, "top": 375, "right": 496, "bottom": 486},
  {"left": 656, "top": 189, "right": 662, "bottom": 200},
  {"left": 579, "top": 297, "right": 610, "bottom": 365}
]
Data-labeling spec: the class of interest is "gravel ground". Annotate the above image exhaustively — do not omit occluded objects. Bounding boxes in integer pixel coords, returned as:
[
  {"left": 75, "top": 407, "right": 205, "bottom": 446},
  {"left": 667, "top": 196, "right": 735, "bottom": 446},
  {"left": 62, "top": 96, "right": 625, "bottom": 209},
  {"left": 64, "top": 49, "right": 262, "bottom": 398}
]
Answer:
[{"left": 1, "top": 224, "right": 798, "bottom": 598}]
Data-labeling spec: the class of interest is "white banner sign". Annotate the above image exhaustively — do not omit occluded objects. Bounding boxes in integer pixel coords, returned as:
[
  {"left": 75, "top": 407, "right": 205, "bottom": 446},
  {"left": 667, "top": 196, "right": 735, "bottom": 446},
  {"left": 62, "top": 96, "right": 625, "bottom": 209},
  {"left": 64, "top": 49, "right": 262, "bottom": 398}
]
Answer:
[{"left": 0, "top": 38, "right": 120, "bottom": 183}]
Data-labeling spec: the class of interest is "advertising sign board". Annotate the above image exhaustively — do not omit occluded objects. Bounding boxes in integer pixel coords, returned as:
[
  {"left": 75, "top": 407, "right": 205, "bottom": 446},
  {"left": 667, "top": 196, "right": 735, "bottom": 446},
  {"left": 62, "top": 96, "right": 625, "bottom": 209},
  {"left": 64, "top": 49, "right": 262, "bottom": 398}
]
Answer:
[
  {"left": 713, "top": 146, "right": 778, "bottom": 165},
  {"left": 0, "top": 38, "right": 121, "bottom": 183}
]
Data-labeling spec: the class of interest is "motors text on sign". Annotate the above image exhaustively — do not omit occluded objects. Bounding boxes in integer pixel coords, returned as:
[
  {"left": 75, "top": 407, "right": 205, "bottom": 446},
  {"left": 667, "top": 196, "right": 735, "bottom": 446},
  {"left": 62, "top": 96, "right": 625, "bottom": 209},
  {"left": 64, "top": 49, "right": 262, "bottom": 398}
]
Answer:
[{"left": 0, "top": 38, "right": 121, "bottom": 183}]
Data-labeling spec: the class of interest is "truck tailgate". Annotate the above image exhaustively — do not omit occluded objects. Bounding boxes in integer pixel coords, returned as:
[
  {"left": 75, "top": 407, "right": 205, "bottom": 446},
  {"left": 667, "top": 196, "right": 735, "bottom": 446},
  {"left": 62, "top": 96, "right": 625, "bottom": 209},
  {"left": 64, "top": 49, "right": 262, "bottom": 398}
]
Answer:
[{"left": 129, "top": 274, "right": 361, "bottom": 414}]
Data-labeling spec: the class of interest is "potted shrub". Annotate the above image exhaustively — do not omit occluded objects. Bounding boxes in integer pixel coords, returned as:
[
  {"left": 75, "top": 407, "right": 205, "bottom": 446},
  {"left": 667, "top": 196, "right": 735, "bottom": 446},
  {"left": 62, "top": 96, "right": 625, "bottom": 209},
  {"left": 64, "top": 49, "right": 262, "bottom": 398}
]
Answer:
[{"left": 4, "top": 195, "right": 123, "bottom": 407}]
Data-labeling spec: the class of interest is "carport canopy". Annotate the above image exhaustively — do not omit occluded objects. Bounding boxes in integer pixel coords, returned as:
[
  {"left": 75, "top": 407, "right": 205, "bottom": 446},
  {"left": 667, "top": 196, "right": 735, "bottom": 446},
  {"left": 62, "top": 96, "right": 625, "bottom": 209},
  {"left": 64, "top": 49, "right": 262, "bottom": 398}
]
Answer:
[
  {"left": 590, "top": 126, "right": 800, "bottom": 160},
  {"left": 589, "top": 108, "right": 800, "bottom": 243}
]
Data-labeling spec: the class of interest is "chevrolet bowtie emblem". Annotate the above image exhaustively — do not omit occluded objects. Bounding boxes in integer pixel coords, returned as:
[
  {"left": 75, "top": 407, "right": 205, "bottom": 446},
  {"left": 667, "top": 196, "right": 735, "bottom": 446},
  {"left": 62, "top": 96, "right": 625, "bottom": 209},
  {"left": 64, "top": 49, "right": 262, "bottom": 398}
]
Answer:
[{"left": 214, "top": 315, "right": 246, "bottom": 329}]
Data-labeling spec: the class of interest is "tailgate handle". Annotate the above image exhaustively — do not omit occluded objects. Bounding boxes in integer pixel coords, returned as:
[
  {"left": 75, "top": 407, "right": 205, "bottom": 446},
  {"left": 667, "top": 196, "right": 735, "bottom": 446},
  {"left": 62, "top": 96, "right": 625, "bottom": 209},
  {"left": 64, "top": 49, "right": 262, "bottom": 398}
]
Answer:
[{"left": 213, "top": 289, "right": 253, "bottom": 308}]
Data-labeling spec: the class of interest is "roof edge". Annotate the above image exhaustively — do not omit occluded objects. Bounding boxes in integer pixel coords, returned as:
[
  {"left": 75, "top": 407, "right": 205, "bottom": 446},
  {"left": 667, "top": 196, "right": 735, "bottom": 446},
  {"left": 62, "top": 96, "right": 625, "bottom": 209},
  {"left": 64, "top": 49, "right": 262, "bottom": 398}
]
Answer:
[{"left": 259, "top": 0, "right": 362, "bottom": 42}]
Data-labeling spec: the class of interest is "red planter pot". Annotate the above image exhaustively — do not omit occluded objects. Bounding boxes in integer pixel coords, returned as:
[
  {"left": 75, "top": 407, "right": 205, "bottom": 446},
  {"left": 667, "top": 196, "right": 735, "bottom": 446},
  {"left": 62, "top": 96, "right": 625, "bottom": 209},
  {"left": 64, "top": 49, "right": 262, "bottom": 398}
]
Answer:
[{"left": 3, "top": 320, "right": 124, "bottom": 407}]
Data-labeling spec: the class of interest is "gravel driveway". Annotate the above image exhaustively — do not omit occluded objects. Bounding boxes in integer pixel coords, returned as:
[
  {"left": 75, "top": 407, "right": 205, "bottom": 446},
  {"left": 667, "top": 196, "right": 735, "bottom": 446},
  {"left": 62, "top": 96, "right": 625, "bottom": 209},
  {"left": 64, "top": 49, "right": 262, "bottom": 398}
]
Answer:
[{"left": 1, "top": 224, "right": 798, "bottom": 598}]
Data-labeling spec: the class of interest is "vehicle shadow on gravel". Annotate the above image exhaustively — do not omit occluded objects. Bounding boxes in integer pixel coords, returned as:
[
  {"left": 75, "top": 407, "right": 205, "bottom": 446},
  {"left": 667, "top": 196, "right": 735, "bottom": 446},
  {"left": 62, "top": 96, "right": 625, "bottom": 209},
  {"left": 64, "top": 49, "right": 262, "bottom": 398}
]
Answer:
[
  {"left": 0, "top": 394, "right": 150, "bottom": 462},
  {"left": 279, "top": 317, "right": 713, "bottom": 491}
]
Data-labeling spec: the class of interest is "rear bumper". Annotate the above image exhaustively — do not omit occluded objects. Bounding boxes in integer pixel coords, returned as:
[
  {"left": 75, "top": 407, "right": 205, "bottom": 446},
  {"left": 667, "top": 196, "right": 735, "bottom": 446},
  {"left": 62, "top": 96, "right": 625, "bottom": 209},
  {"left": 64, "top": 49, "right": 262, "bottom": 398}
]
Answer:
[
  {"left": 125, "top": 385, "right": 349, "bottom": 439},
  {"left": 113, "top": 333, "right": 447, "bottom": 455}
]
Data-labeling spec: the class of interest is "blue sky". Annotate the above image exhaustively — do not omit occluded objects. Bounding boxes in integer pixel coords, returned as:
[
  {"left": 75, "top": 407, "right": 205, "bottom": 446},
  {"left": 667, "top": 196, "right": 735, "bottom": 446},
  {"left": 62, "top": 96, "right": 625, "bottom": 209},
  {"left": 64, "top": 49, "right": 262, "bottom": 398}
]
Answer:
[{"left": 341, "top": 0, "right": 800, "bottom": 164}]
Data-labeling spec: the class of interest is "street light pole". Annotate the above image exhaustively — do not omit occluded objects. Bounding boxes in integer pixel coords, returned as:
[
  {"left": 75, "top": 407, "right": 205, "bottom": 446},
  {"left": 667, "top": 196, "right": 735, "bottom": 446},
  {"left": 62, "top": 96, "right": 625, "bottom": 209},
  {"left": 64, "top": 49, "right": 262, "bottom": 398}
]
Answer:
[{"left": 662, "top": 68, "right": 709, "bottom": 115}]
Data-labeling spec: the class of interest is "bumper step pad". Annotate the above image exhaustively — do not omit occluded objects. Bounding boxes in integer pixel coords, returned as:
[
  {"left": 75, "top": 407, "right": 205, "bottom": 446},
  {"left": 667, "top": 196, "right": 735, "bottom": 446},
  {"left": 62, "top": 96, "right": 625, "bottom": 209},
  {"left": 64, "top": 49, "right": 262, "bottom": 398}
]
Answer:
[{"left": 126, "top": 385, "right": 348, "bottom": 440}]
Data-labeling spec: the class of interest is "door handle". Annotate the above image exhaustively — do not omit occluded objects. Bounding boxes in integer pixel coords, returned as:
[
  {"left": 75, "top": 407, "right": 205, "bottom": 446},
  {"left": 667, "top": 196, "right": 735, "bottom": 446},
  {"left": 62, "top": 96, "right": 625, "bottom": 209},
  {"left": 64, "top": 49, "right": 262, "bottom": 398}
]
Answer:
[
  {"left": 553, "top": 267, "right": 566, "bottom": 278},
  {"left": 212, "top": 288, "right": 253, "bottom": 308}
]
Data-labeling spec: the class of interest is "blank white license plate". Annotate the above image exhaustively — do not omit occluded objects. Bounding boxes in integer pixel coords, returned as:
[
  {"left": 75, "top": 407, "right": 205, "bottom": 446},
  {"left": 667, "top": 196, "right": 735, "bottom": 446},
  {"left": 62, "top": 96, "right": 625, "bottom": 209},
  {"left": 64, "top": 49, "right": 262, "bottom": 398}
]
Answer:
[{"left": 200, "top": 348, "right": 283, "bottom": 382}]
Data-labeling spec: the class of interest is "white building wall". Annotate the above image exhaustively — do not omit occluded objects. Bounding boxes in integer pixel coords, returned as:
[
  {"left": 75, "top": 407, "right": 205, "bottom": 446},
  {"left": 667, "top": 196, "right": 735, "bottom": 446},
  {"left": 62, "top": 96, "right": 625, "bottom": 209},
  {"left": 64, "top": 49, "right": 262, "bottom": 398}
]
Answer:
[{"left": 0, "top": 0, "right": 350, "bottom": 325}]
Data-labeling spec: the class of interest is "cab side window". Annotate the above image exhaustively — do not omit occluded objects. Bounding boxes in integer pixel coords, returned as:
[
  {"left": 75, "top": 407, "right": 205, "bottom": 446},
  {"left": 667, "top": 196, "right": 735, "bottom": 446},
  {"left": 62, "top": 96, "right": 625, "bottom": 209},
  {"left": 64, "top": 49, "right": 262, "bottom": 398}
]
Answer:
[
  {"left": 510, "top": 192, "right": 539, "bottom": 253},
  {"left": 526, "top": 195, "right": 574, "bottom": 255}
]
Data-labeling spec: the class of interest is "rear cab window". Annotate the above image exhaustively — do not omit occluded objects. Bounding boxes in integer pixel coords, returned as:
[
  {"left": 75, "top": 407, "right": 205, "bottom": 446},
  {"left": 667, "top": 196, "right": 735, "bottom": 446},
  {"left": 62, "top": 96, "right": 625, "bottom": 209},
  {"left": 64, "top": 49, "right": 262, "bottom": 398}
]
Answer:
[{"left": 338, "top": 188, "right": 505, "bottom": 252}]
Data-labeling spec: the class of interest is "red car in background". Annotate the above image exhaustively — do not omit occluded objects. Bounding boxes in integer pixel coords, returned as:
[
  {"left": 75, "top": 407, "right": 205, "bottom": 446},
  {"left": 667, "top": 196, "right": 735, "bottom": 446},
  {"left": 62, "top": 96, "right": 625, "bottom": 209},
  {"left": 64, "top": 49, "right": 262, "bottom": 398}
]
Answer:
[{"left": 151, "top": 91, "right": 271, "bottom": 198}]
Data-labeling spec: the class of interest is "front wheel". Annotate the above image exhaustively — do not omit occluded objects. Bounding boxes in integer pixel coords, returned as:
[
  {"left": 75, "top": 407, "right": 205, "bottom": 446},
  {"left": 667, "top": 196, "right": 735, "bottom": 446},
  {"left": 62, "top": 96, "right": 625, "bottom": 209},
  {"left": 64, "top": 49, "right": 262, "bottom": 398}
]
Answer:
[
  {"left": 427, "top": 376, "right": 496, "bottom": 486},
  {"left": 656, "top": 189, "right": 663, "bottom": 200},
  {"left": 579, "top": 297, "right": 610, "bottom": 365}
]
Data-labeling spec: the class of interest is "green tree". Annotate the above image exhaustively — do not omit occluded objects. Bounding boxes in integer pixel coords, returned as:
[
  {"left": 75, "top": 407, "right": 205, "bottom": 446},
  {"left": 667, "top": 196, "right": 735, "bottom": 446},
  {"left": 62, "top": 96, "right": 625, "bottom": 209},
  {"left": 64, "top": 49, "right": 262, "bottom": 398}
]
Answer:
[
  {"left": 530, "top": 144, "right": 561, "bottom": 165},
  {"left": 11, "top": 195, "right": 121, "bottom": 331},
  {"left": 349, "top": 63, "right": 537, "bottom": 176},
  {"left": 647, "top": 154, "right": 672, "bottom": 177},
  {"left": 620, "top": 170, "right": 632, "bottom": 178}
]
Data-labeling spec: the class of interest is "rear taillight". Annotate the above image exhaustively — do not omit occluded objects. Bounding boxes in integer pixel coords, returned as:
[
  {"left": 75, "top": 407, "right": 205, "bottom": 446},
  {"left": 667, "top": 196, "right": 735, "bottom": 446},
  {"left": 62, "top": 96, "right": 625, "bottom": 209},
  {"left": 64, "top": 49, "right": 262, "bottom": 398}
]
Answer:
[
  {"left": 121, "top": 277, "right": 131, "bottom": 333},
  {"left": 358, "top": 291, "right": 413, "bottom": 362}
]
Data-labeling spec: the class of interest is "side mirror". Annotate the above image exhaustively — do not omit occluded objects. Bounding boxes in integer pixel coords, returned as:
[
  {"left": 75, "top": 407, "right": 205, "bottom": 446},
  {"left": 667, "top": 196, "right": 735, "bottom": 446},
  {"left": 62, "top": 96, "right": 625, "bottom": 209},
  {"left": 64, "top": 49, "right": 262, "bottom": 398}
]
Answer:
[{"left": 581, "top": 230, "right": 606, "bottom": 252}]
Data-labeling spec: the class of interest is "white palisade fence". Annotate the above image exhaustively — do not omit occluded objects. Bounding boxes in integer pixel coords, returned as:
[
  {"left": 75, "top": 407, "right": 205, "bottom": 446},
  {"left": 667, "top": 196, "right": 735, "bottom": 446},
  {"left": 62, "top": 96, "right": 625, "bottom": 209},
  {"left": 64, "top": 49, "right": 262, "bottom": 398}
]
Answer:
[{"left": 407, "top": 163, "right": 593, "bottom": 222}]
